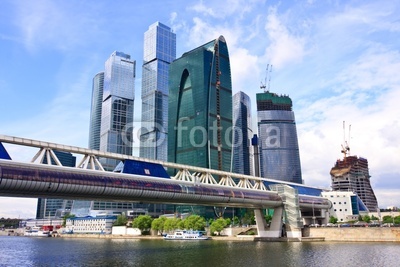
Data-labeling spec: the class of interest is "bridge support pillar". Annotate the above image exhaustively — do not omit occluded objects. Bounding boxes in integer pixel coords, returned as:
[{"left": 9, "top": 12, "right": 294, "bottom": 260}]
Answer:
[{"left": 254, "top": 207, "right": 283, "bottom": 238}]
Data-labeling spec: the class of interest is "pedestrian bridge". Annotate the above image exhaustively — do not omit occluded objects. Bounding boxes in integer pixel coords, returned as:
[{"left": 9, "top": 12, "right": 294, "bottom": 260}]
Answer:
[{"left": 0, "top": 134, "right": 331, "bottom": 238}]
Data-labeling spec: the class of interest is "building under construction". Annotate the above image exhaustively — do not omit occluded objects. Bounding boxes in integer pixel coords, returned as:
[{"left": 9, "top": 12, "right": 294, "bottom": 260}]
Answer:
[{"left": 330, "top": 155, "right": 379, "bottom": 212}]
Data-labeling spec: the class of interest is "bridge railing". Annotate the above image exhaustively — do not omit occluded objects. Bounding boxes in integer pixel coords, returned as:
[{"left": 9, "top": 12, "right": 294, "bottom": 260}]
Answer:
[{"left": 0, "top": 134, "right": 284, "bottom": 192}]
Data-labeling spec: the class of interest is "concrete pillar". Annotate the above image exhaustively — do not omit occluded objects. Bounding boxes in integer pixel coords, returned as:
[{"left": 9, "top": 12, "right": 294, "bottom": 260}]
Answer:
[{"left": 254, "top": 206, "right": 283, "bottom": 238}]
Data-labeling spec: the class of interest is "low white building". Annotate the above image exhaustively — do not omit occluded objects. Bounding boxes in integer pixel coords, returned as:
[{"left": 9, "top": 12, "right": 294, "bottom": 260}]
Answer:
[
  {"left": 65, "top": 216, "right": 117, "bottom": 234},
  {"left": 321, "top": 191, "right": 368, "bottom": 222}
]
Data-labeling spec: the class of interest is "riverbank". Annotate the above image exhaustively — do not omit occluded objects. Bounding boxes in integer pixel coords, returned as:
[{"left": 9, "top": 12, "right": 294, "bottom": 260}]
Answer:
[{"left": 3, "top": 227, "right": 400, "bottom": 242}]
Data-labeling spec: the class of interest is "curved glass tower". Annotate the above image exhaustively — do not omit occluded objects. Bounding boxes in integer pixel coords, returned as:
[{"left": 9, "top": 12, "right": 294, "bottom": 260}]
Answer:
[
  {"left": 88, "top": 71, "right": 104, "bottom": 150},
  {"left": 168, "top": 36, "right": 233, "bottom": 173},
  {"left": 257, "top": 91, "right": 302, "bottom": 184}
]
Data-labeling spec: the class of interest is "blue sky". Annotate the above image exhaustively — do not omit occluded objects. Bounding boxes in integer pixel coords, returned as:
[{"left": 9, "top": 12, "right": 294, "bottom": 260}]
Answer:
[{"left": 1, "top": 0, "right": 399, "bottom": 218}]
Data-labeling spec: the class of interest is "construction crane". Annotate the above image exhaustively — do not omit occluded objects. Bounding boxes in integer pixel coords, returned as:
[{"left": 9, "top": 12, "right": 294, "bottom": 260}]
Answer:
[
  {"left": 260, "top": 64, "right": 272, "bottom": 92},
  {"left": 341, "top": 121, "right": 351, "bottom": 158}
]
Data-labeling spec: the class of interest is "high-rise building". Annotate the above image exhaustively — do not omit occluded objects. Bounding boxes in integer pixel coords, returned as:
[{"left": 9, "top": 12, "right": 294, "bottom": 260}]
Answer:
[
  {"left": 140, "top": 22, "right": 176, "bottom": 161},
  {"left": 77, "top": 51, "right": 136, "bottom": 218},
  {"left": 100, "top": 51, "right": 135, "bottom": 171},
  {"left": 36, "top": 151, "right": 76, "bottom": 219},
  {"left": 330, "top": 155, "right": 379, "bottom": 212},
  {"left": 256, "top": 91, "right": 302, "bottom": 183},
  {"left": 88, "top": 71, "right": 104, "bottom": 150},
  {"left": 168, "top": 36, "right": 233, "bottom": 172},
  {"left": 232, "top": 91, "right": 253, "bottom": 175}
]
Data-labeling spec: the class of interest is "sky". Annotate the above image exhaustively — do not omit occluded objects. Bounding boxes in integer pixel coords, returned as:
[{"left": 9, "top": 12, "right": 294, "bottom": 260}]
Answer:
[{"left": 1, "top": 0, "right": 399, "bottom": 218}]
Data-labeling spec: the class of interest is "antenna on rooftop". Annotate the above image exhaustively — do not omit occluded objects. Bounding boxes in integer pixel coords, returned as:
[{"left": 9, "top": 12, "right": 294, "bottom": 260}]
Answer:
[{"left": 260, "top": 64, "right": 272, "bottom": 92}]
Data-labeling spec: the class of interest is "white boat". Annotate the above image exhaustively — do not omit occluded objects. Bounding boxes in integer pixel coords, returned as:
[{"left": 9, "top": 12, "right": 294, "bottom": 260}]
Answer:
[
  {"left": 163, "top": 230, "right": 209, "bottom": 240},
  {"left": 24, "top": 227, "right": 51, "bottom": 237}
]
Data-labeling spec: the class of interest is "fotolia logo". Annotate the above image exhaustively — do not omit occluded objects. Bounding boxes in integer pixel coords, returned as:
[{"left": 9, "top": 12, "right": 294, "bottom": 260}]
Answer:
[
  {"left": 264, "top": 126, "right": 281, "bottom": 148},
  {"left": 121, "top": 121, "right": 167, "bottom": 148},
  {"left": 121, "top": 119, "right": 245, "bottom": 148}
]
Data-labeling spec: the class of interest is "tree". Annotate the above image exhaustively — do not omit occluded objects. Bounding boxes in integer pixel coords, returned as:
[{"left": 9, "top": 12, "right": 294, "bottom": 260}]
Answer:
[
  {"left": 264, "top": 214, "right": 273, "bottom": 224},
  {"left": 183, "top": 215, "right": 206, "bottom": 231},
  {"left": 329, "top": 216, "right": 338, "bottom": 224},
  {"left": 210, "top": 218, "right": 228, "bottom": 235},
  {"left": 362, "top": 215, "right": 371, "bottom": 223},
  {"left": 370, "top": 215, "right": 379, "bottom": 221},
  {"left": 382, "top": 215, "right": 394, "bottom": 224},
  {"left": 232, "top": 216, "right": 240, "bottom": 226},
  {"left": 113, "top": 213, "right": 128, "bottom": 226},
  {"left": 163, "top": 218, "right": 182, "bottom": 232},
  {"left": 132, "top": 215, "right": 153, "bottom": 234},
  {"left": 151, "top": 217, "right": 167, "bottom": 234}
]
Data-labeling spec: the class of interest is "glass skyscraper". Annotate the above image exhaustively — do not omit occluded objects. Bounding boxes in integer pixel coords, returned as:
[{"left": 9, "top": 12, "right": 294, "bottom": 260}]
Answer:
[
  {"left": 168, "top": 36, "right": 233, "bottom": 173},
  {"left": 140, "top": 22, "right": 176, "bottom": 161},
  {"left": 88, "top": 71, "right": 104, "bottom": 150},
  {"left": 257, "top": 91, "right": 302, "bottom": 184},
  {"left": 232, "top": 91, "right": 253, "bottom": 175},
  {"left": 100, "top": 51, "right": 135, "bottom": 171}
]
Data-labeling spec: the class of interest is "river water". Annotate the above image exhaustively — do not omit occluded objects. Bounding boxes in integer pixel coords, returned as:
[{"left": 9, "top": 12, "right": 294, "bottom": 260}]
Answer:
[{"left": 0, "top": 236, "right": 399, "bottom": 267}]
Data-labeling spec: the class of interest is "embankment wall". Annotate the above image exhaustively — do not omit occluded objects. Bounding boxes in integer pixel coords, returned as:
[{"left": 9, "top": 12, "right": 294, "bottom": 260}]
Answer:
[{"left": 305, "top": 227, "right": 400, "bottom": 242}]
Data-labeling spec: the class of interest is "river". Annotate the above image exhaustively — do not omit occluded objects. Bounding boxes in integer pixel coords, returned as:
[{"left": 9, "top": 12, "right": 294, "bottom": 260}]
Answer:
[{"left": 0, "top": 236, "right": 399, "bottom": 266}]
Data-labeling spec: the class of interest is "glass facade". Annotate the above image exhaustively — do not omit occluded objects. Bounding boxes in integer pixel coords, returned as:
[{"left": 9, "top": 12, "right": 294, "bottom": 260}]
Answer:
[
  {"left": 88, "top": 72, "right": 104, "bottom": 150},
  {"left": 100, "top": 51, "right": 135, "bottom": 171},
  {"left": 168, "top": 36, "right": 233, "bottom": 172},
  {"left": 140, "top": 22, "right": 176, "bottom": 161},
  {"left": 257, "top": 92, "right": 302, "bottom": 184},
  {"left": 232, "top": 91, "right": 253, "bottom": 175}
]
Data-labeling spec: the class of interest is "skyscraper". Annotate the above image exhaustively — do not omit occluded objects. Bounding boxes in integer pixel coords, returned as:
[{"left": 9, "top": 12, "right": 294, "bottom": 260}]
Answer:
[
  {"left": 256, "top": 91, "right": 302, "bottom": 184},
  {"left": 168, "top": 36, "right": 233, "bottom": 172},
  {"left": 100, "top": 51, "right": 135, "bottom": 171},
  {"left": 88, "top": 71, "right": 104, "bottom": 150},
  {"left": 140, "top": 22, "right": 176, "bottom": 161},
  {"left": 232, "top": 91, "right": 253, "bottom": 175},
  {"left": 79, "top": 51, "right": 137, "bottom": 218},
  {"left": 330, "top": 155, "right": 379, "bottom": 212}
]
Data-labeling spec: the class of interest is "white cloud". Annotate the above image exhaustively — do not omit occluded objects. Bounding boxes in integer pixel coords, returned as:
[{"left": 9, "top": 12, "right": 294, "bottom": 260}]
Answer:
[{"left": 263, "top": 7, "right": 306, "bottom": 69}]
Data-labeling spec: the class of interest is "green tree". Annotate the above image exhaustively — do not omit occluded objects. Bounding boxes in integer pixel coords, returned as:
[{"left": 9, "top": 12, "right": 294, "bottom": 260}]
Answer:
[
  {"left": 113, "top": 213, "right": 128, "bottom": 226},
  {"left": 224, "top": 218, "right": 231, "bottom": 227},
  {"left": 164, "top": 218, "right": 181, "bottom": 232},
  {"left": 264, "top": 214, "right": 273, "bottom": 224},
  {"left": 395, "top": 216, "right": 400, "bottom": 224},
  {"left": 362, "top": 215, "right": 371, "bottom": 223},
  {"left": 241, "top": 210, "right": 255, "bottom": 226},
  {"left": 370, "top": 215, "right": 379, "bottom": 221},
  {"left": 329, "top": 216, "right": 338, "bottom": 224},
  {"left": 62, "top": 214, "right": 75, "bottom": 227},
  {"left": 210, "top": 218, "right": 228, "bottom": 235},
  {"left": 382, "top": 215, "right": 394, "bottom": 224},
  {"left": 132, "top": 215, "right": 153, "bottom": 234},
  {"left": 151, "top": 217, "right": 167, "bottom": 234},
  {"left": 183, "top": 215, "right": 206, "bottom": 230},
  {"left": 232, "top": 216, "right": 240, "bottom": 226}
]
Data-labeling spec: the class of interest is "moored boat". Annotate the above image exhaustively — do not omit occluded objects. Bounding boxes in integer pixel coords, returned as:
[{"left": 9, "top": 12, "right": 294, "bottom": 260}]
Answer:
[
  {"left": 24, "top": 227, "right": 51, "bottom": 237},
  {"left": 163, "top": 230, "right": 209, "bottom": 240}
]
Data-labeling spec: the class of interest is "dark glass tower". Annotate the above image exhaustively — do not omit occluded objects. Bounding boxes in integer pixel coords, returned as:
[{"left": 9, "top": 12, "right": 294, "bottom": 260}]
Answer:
[
  {"left": 168, "top": 36, "right": 233, "bottom": 173},
  {"left": 256, "top": 91, "right": 302, "bottom": 184},
  {"left": 232, "top": 91, "right": 253, "bottom": 175}
]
